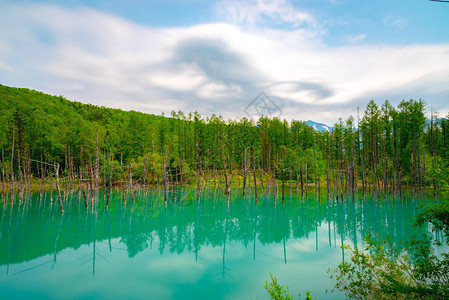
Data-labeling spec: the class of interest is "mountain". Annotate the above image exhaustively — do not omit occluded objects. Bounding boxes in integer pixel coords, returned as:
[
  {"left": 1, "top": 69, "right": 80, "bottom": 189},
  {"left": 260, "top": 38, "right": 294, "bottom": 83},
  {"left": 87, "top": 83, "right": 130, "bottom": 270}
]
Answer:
[
  {"left": 305, "top": 120, "right": 333, "bottom": 132},
  {"left": 426, "top": 118, "right": 446, "bottom": 127}
]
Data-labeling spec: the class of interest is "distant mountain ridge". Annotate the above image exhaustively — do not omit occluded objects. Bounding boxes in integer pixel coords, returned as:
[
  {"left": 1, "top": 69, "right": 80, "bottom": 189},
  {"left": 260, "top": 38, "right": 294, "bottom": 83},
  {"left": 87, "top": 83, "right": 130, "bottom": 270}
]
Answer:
[
  {"left": 305, "top": 120, "right": 333, "bottom": 132},
  {"left": 305, "top": 119, "right": 448, "bottom": 132}
]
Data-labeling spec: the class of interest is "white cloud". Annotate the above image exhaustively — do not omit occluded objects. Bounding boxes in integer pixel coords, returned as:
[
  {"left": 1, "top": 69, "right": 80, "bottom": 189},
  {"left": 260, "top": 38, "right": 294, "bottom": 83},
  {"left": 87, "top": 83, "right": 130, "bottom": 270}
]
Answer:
[
  {"left": 196, "top": 81, "right": 243, "bottom": 99},
  {"left": 147, "top": 67, "right": 206, "bottom": 92},
  {"left": 383, "top": 15, "right": 408, "bottom": 29},
  {"left": 0, "top": 1, "right": 448, "bottom": 125},
  {"left": 347, "top": 33, "right": 366, "bottom": 43},
  {"left": 215, "top": 0, "right": 316, "bottom": 29}
]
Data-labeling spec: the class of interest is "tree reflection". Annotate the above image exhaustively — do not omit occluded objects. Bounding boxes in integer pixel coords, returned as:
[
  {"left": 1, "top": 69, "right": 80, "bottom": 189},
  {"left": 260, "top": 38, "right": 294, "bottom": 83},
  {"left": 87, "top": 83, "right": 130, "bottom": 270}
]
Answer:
[{"left": 0, "top": 191, "right": 427, "bottom": 268}]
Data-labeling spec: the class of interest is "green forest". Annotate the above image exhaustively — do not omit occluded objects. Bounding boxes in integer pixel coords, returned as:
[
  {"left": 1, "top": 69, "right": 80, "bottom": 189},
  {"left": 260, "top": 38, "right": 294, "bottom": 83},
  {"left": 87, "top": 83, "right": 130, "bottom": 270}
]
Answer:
[{"left": 1, "top": 84, "right": 449, "bottom": 202}]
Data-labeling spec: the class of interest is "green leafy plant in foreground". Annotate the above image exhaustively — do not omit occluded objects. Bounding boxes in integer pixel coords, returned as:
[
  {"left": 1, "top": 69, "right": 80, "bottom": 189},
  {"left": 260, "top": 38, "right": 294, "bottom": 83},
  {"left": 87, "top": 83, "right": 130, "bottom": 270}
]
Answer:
[
  {"left": 264, "top": 272, "right": 316, "bottom": 300},
  {"left": 330, "top": 202, "right": 449, "bottom": 299}
]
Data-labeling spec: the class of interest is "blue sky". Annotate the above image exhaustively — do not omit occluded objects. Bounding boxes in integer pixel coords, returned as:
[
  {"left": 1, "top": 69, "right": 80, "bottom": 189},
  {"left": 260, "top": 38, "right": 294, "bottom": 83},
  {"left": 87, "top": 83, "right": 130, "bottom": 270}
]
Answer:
[{"left": 1, "top": 0, "right": 449, "bottom": 124}]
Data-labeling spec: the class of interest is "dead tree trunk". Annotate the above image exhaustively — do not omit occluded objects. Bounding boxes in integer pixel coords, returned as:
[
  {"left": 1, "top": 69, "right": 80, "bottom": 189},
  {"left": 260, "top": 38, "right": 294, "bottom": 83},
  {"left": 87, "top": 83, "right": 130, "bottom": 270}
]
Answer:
[
  {"left": 10, "top": 125, "right": 15, "bottom": 205},
  {"left": 95, "top": 129, "right": 99, "bottom": 199},
  {"left": 361, "top": 149, "right": 366, "bottom": 199},
  {"left": 351, "top": 135, "right": 356, "bottom": 201},
  {"left": 222, "top": 138, "right": 230, "bottom": 196},
  {"left": 151, "top": 140, "right": 155, "bottom": 194},
  {"left": 415, "top": 152, "right": 420, "bottom": 198},
  {"left": 120, "top": 154, "right": 126, "bottom": 207},
  {"left": 68, "top": 146, "right": 74, "bottom": 190},
  {"left": 85, "top": 166, "right": 90, "bottom": 208},
  {"left": 40, "top": 153, "right": 45, "bottom": 195},
  {"left": 106, "top": 150, "right": 112, "bottom": 209},
  {"left": 258, "top": 158, "right": 264, "bottom": 192},
  {"left": 313, "top": 137, "right": 318, "bottom": 201},
  {"left": 338, "top": 137, "right": 344, "bottom": 203},
  {"left": 17, "top": 150, "right": 23, "bottom": 203},
  {"left": 326, "top": 154, "right": 330, "bottom": 201},
  {"left": 103, "top": 149, "right": 106, "bottom": 196},
  {"left": 281, "top": 146, "right": 285, "bottom": 205},
  {"left": 195, "top": 142, "right": 200, "bottom": 200},
  {"left": 163, "top": 154, "right": 167, "bottom": 205},
  {"left": 300, "top": 149, "right": 304, "bottom": 199},
  {"left": 89, "top": 162, "right": 95, "bottom": 207},
  {"left": 55, "top": 164, "right": 64, "bottom": 214},
  {"left": 2, "top": 148, "right": 5, "bottom": 204},
  {"left": 242, "top": 148, "right": 247, "bottom": 197},
  {"left": 268, "top": 146, "right": 272, "bottom": 194},
  {"left": 289, "top": 151, "right": 292, "bottom": 198},
  {"left": 142, "top": 143, "right": 147, "bottom": 187},
  {"left": 130, "top": 163, "right": 135, "bottom": 203},
  {"left": 79, "top": 148, "right": 88, "bottom": 210},
  {"left": 295, "top": 149, "right": 299, "bottom": 197},
  {"left": 305, "top": 158, "right": 308, "bottom": 199},
  {"left": 253, "top": 147, "right": 257, "bottom": 204},
  {"left": 212, "top": 163, "right": 217, "bottom": 190}
]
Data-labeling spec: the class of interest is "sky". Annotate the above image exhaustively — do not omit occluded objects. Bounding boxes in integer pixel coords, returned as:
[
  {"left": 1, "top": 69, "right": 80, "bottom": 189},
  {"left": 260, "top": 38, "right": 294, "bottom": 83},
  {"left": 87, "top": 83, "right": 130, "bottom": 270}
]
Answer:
[{"left": 1, "top": 0, "right": 449, "bottom": 125}]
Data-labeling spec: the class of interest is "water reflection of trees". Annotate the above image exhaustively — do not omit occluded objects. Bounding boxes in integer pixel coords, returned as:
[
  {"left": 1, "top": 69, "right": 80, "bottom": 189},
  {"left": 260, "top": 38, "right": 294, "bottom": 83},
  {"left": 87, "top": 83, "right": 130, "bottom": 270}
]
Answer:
[{"left": 0, "top": 191, "right": 424, "bottom": 266}]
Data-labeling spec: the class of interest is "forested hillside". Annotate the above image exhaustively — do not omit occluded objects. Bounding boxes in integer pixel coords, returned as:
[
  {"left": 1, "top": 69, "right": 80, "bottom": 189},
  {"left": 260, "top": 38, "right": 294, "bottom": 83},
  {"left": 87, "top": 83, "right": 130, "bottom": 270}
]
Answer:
[{"left": 1, "top": 84, "right": 448, "bottom": 200}]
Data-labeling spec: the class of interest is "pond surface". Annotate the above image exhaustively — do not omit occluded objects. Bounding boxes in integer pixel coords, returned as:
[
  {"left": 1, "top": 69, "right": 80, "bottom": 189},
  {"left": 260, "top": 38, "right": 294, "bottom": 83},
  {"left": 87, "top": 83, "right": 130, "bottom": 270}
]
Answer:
[{"left": 0, "top": 189, "right": 436, "bottom": 299}]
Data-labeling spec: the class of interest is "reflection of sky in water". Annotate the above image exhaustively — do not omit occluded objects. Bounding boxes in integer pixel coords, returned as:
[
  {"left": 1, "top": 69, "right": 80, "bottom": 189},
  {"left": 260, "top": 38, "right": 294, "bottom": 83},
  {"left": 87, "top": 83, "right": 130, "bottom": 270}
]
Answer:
[{"left": 0, "top": 191, "right": 435, "bottom": 299}]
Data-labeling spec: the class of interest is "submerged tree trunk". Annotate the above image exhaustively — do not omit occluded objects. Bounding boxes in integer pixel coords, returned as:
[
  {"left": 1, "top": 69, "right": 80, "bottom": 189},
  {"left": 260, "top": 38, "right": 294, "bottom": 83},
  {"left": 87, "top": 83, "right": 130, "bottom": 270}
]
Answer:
[
  {"left": 17, "top": 150, "right": 23, "bottom": 203},
  {"left": 289, "top": 151, "right": 292, "bottom": 198},
  {"left": 295, "top": 149, "right": 299, "bottom": 197},
  {"left": 142, "top": 143, "right": 147, "bottom": 187},
  {"left": 2, "top": 148, "right": 5, "bottom": 204},
  {"left": 40, "top": 153, "right": 45, "bottom": 196},
  {"left": 305, "top": 158, "right": 308, "bottom": 199},
  {"left": 121, "top": 154, "right": 126, "bottom": 206},
  {"left": 163, "top": 154, "right": 167, "bottom": 205},
  {"left": 55, "top": 164, "right": 64, "bottom": 214},
  {"left": 300, "top": 149, "right": 304, "bottom": 200},
  {"left": 326, "top": 154, "right": 330, "bottom": 201},
  {"left": 151, "top": 140, "right": 155, "bottom": 194},
  {"left": 351, "top": 135, "right": 356, "bottom": 201},
  {"left": 130, "top": 163, "right": 135, "bottom": 203},
  {"left": 259, "top": 161, "right": 264, "bottom": 192},
  {"left": 268, "top": 146, "right": 272, "bottom": 195},
  {"left": 313, "top": 137, "right": 318, "bottom": 201},
  {"left": 195, "top": 141, "right": 199, "bottom": 200},
  {"left": 338, "top": 137, "right": 344, "bottom": 203},
  {"left": 106, "top": 150, "right": 112, "bottom": 210},
  {"left": 68, "top": 146, "right": 74, "bottom": 191},
  {"left": 94, "top": 128, "right": 99, "bottom": 200},
  {"left": 417, "top": 135, "right": 422, "bottom": 196},
  {"left": 10, "top": 125, "right": 15, "bottom": 205},
  {"left": 222, "top": 138, "right": 230, "bottom": 196},
  {"left": 253, "top": 147, "right": 257, "bottom": 204},
  {"left": 243, "top": 147, "right": 247, "bottom": 197},
  {"left": 282, "top": 146, "right": 285, "bottom": 205}
]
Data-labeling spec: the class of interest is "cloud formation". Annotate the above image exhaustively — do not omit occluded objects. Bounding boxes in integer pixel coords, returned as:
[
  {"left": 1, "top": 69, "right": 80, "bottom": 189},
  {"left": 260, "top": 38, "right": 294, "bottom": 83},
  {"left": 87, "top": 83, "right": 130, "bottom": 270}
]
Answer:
[
  {"left": 215, "top": 0, "right": 316, "bottom": 29},
  {"left": 1, "top": 1, "right": 449, "bottom": 125}
]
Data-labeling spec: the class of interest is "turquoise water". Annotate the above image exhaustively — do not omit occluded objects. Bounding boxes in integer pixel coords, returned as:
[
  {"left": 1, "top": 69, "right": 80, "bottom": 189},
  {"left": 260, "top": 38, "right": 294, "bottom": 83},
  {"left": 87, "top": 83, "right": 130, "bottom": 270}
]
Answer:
[{"left": 0, "top": 189, "right": 434, "bottom": 299}]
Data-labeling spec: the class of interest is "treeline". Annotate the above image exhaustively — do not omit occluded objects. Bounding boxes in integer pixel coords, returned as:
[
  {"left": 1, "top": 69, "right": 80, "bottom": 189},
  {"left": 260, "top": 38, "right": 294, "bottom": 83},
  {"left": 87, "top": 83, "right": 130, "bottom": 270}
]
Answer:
[{"left": 1, "top": 84, "right": 448, "bottom": 203}]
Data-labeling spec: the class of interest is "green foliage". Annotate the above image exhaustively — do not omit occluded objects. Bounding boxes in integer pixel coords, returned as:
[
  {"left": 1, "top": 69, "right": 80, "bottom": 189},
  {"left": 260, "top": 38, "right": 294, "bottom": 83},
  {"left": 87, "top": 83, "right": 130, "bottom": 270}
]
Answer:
[
  {"left": 415, "top": 203, "right": 449, "bottom": 236},
  {"left": 1, "top": 84, "right": 448, "bottom": 192},
  {"left": 330, "top": 233, "right": 423, "bottom": 299},
  {"left": 330, "top": 203, "right": 449, "bottom": 299},
  {"left": 264, "top": 272, "right": 316, "bottom": 300},
  {"left": 264, "top": 272, "right": 293, "bottom": 300}
]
